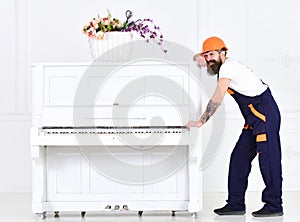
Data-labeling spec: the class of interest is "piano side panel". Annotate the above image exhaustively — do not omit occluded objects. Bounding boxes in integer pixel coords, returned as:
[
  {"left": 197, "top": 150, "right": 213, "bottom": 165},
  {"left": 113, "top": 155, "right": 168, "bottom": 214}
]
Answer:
[{"left": 31, "top": 66, "right": 44, "bottom": 127}]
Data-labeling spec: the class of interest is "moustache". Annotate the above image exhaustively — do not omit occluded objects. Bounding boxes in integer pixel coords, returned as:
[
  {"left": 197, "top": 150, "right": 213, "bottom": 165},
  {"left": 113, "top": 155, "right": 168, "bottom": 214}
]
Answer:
[{"left": 207, "top": 60, "right": 217, "bottom": 66}]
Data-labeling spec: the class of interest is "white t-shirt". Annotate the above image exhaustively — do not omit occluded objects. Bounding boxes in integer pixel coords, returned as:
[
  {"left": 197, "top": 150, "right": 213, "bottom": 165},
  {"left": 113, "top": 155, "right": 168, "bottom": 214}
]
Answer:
[{"left": 219, "top": 58, "right": 268, "bottom": 96}]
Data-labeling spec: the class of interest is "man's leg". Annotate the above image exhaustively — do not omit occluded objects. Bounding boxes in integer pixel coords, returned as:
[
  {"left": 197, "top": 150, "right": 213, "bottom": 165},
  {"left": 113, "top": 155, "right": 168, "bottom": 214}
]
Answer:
[
  {"left": 227, "top": 129, "right": 257, "bottom": 210},
  {"left": 251, "top": 96, "right": 283, "bottom": 217},
  {"left": 214, "top": 129, "right": 256, "bottom": 215},
  {"left": 252, "top": 131, "right": 283, "bottom": 216}
]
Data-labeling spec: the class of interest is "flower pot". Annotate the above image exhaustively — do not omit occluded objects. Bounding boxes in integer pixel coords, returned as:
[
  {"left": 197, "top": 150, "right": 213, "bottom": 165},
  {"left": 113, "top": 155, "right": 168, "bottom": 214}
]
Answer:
[{"left": 89, "top": 31, "right": 133, "bottom": 61}]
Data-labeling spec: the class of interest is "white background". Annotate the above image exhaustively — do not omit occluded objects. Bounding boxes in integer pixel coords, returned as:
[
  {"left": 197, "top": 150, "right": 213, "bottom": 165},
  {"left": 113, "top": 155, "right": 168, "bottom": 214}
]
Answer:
[{"left": 0, "top": 0, "right": 300, "bottom": 193}]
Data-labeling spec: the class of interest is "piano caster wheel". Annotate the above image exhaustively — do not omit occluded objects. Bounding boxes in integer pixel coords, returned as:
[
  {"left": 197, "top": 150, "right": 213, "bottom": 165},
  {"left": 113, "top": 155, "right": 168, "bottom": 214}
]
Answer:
[
  {"left": 138, "top": 211, "right": 143, "bottom": 217},
  {"left": 54, "top": 211, "right": 59, "bottom": 218},
  {"left": 36, "top": 212, "right": 46, "bottom": 220},
  {"left": 191, "top": 212, "right": 197, "bottom": 218},
  {"left": 81, "top": 211, "right": 86, "bottom": 217},
  {"left": 171, "top": 211, "right": 176, "bottom": 217}
]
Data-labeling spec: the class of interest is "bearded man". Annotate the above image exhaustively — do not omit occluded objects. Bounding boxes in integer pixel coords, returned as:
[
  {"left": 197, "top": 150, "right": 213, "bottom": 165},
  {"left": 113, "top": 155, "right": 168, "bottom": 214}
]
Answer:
[{"left": 186, "top": 36, "right": 283, "bottom": 218}]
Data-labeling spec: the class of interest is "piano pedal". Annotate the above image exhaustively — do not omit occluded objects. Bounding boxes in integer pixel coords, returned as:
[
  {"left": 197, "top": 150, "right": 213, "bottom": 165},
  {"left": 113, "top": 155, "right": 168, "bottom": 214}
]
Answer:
[
  {"left": 104, "top": 205, "right": 112, "bottom": 211},
  {"left": 122, "top": 205, "right": 129, "bottom": 211},
  {"left": 113, "top": 205, "right": 120, "bottom": 211}
]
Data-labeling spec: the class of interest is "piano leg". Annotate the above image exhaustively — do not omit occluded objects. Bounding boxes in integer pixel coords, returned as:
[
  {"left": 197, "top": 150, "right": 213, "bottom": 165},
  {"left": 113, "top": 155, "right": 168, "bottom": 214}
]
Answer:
[
  {"left": 191, "top": 212, "right": 197, "bottom": 218},
  {"left": 187, "top": 128, "right": 202, "bottom": 216},
  {"left": 31, "top": 145, "right": 47, "bottom": 217}
]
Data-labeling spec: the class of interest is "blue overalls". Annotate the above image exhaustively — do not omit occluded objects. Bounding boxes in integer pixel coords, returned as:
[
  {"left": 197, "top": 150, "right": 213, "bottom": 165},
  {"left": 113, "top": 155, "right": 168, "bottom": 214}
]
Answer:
[{"left": 226, "top": 86, "right": 283, "bottom": 213}]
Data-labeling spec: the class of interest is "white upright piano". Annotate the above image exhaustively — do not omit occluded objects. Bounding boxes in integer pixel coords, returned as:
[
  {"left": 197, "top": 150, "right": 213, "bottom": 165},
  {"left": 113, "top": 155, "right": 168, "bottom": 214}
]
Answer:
[{"left": 30, "top": 61, "right": 203, "bottom": 219}]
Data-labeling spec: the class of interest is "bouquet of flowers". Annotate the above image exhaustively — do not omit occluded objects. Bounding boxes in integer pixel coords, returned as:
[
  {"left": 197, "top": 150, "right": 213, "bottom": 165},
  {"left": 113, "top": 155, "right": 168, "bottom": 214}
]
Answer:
[{"left": 82, "top": 10, "right": 167, "bottom": 53}]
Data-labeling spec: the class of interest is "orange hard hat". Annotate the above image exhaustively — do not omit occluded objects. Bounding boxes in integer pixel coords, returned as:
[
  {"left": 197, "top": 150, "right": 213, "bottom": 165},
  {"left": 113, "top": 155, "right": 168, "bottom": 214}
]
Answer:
[{"left": 200, "top": 36, "right": 228, "bottom": 55}]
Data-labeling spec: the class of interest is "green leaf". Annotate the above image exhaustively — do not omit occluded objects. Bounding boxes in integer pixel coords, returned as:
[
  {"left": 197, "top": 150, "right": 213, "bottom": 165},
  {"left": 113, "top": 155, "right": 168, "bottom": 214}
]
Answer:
[{"left": 107, "top": 9, "right": 112, "bottom": 18}]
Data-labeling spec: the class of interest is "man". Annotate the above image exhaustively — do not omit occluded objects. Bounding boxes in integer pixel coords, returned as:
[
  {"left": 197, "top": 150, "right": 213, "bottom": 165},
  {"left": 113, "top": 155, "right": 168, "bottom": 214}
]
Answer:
[{"left": 186, "top": 36, "right": 283, "bottom": 217}]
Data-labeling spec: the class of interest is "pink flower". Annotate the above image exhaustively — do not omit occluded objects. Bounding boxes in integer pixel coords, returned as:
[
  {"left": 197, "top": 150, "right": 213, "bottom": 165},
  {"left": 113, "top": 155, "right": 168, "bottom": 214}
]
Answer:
[
  {"left": 103, "top": 18, "right": 110, "bottom": 26},
  {"left": 87, "top": 28, "right": 96, "bottom": 38},
  {"left": 90, "top": 18, "right": 99, "bottom": 28}
]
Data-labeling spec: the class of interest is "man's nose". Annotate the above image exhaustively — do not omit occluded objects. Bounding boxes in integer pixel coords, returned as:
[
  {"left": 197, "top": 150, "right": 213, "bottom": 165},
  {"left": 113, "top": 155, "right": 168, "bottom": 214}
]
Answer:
[{"left": 205, "top": 56, "right": 212, "bottom": 61}]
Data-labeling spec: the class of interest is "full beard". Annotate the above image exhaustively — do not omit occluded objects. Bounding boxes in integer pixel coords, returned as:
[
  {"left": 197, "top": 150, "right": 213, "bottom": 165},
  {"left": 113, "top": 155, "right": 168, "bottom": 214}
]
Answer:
[{"left": 206, "top": 59, "right": 222, "bottom": 76}]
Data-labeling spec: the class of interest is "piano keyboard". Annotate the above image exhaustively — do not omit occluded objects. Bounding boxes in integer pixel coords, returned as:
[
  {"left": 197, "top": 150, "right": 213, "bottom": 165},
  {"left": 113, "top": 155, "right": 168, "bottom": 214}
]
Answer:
[{"left": 41, "top": 126, "right": 189, "bottom": 136}]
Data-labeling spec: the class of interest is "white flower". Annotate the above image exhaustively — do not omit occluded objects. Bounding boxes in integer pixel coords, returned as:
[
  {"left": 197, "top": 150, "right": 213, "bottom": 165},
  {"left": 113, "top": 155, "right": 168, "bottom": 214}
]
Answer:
[{"left": 95, "top": 31, "right": 104, "bottom": 40}]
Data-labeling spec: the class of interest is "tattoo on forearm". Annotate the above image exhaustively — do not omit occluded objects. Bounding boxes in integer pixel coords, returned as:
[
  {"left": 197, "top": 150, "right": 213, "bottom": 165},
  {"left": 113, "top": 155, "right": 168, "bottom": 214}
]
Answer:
[{"left": 199, "top": 99, "right": 220, "bottom": 124}]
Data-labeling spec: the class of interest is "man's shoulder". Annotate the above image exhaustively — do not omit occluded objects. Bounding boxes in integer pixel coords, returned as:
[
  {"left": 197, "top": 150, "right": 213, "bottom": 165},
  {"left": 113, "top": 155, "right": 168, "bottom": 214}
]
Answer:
[
  {"left": 224, "top": 57, "right": 238, "bottom": 65},
  {"left": 223, "top": 58, "right": 247, "bottom": 70},
  {"left": 221, "top": 57, "right": 238, "bottom": 70}
]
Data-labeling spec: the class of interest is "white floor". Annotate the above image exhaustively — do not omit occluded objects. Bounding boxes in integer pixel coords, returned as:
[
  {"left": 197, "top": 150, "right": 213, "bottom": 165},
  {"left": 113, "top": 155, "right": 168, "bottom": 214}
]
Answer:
[{"left": 1, "top": 192, "right": 298, "bottom": 222}]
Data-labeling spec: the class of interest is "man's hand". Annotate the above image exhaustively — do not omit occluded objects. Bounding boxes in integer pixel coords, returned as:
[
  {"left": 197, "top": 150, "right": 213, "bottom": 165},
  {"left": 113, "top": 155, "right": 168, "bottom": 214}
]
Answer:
[
  {"left": 193, "top": 54, "right": 206, "bottom": 67},
  {"left": 185, "top": 120, "right": 202, "bottom": 130}
]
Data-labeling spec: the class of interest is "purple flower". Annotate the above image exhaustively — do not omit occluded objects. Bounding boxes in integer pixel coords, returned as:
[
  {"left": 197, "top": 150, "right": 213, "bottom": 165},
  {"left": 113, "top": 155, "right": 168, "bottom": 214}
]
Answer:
[{"left": 122, "top": 10, "right": 167, "bottom": 53}]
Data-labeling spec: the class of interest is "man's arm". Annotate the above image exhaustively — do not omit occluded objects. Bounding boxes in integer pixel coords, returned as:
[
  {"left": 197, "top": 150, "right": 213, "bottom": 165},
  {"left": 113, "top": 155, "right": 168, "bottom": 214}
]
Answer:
[
  {"left": 199, "top": 78, "right": 230, "bottom": 125},
  {"left": 185, "top": 78, "right": 231, "bottom": 129}
]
